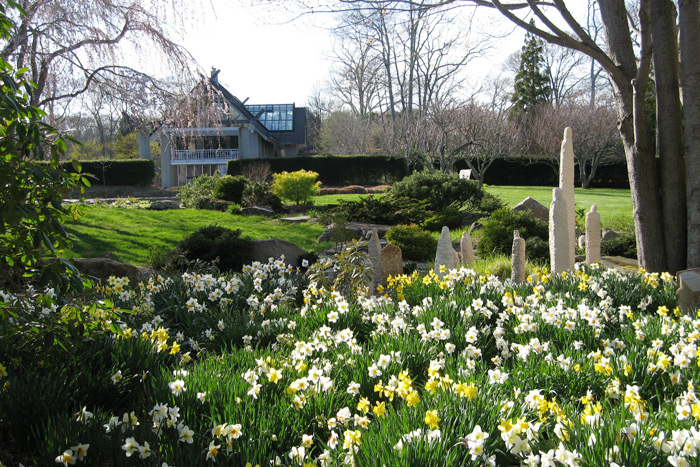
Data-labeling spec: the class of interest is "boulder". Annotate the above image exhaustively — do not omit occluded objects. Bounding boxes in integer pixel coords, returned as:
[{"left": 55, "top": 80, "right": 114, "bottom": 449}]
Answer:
[
  {"left": 513, "top": 197, "right": 549, "bottom": 223},
  {"left": 71, "top": 258, "right": 141, "bottom": 285},
  {"left": 317, "top": 222, "right": 391, "bottom": 243},
  {"left": 250, "top": 239, "right": 306, "bottom": 267},
  {"left": 148, "top": 199, "right": 180, "bottom": 210},
  {"left": 468, "top": 222, "right": 483, "bottom": 235},
  {"left": 241, "top": 206, "right": 276, "bottom": 217},
  {"left": 197, "top": 198, "right": 233, "bottom": 211},
  {"left": 601, "top": 228, "right": 620, "bottom": 242},
  {"left": 434, "top": 226, "right": 458, "bottom": 277}
]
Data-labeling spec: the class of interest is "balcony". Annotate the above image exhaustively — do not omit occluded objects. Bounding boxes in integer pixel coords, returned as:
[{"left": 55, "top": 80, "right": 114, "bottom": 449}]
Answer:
[{"left": 171, "top": 149, "right": 240, "bottom": 165}]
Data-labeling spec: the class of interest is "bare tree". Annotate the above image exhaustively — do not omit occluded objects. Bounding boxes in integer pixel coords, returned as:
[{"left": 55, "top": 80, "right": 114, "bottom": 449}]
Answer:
[
  {"left": 451, "top": 0, "right": 688, "bottom": 272},
  {"left": 2, "top": 0, "right": 202, "bottom": 126}
]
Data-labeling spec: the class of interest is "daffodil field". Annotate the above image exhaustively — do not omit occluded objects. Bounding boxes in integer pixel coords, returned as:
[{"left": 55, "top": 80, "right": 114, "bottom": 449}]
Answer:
[{"left": 2, "top": 251, "right": 698, "bottom": 467}]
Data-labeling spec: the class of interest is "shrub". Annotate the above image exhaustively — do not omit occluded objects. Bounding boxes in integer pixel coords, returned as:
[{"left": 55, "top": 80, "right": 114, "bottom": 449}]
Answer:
[
  {"left": 385, "top": 224, "right": 437, "bottom": 262},
  {"left": 601, "top": 232, "right": 637, "bottom": 259},
  {"left": 335, "top": 195, "right": 429, "bottom": 225},
  {"left": 242, "top": 181, "right": 283, "bottom": 211},
  {"left": 477, "top": 208, "right": 549, "bottom": 261},
  {"left": 178, "top": 225, "right": 253, "bottom": 272},
  {"left": 229, "top": 155, "right": 408, "bottom": 185},
  {"left": 525, "top": 237, "right": 550, "bottom": 263},
  {"left": 391, "top": 170, "right": 484, "bottom": 210},
  {"left": 271, "top": 169, "right": 321, "bottom": 205},
  {"left": 52, "top": 159, "right": 155, "bottom": 186},
  {"left": 421, "top": 207, "right": 464, "bottom": 231},
  {"left": 465, "top": 191, "right": 506, "bottom": 214},
  {"left": 178, "top": 173, "right": 217, "bottom": 208},
  {"left": 213, "top": 175, "right": 248, "bottom": 203}
]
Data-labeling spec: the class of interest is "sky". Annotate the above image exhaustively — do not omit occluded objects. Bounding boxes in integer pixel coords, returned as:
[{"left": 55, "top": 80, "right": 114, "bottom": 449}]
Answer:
[
  {"left": 183, "top": 3, "right": 336, "bottom": 106},
  {"left": 181, "top": 2, "right": 590, "bottom": 108}
]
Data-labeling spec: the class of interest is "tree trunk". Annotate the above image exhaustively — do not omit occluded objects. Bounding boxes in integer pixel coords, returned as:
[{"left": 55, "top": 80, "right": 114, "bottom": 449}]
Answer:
[
  {"left": 679, "top": 0, "right": 700, "bottom": 268},
  {"left": 599, "top": 0, "right": 667, "bottom": 271},
  {"left": 651, "top": 0, "right": 687, "bottom": 273}
]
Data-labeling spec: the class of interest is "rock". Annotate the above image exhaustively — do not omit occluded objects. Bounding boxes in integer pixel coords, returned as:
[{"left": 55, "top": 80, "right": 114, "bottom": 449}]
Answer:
[
  {"left": 585, "top": 205, "right": 601, "bottom": 265},
  {"left": 512, "top": 197, "right": 549, "bottom": 224},
  {"left": 250, "top": 239, "right": 305, "bottom": 267},
  {"left": 279, "top": 216, "right": 310, "bottom": 223},
  {"left": 434, "top": 226, "right": 458, "bottom": 277},
  {"left": 380, "top": 244, "right": 403, "bottom": 285},
  {"left": 601, "top": 228, "right": 620, "bottom": 242},
  {"left": 241, "top": 206, "right": 276, "bottom": 217},
  {"left": 677, "top": 268, "right": 700, "bottom": 313},
  {"left": 468, "top": 222, "right": 483, "bottom": 235},
  {"left": 71, "top": 258, "right": 141, "bottom": 285},
  {"left": 511, "top": 230, "right": 526, "bottom": 283},
  {"left": 148, "top": 199, "right": 180, "bottom": 210},
  {"left": 197, "top": 198, "right": 233, "bottom": 211},
  {"left": 347, "top": 222, "right": 392, "bottom": 238},
  {"left": 578, "top": 235, "right": 586, "bottom": 249},
  {"left": 460, "top": 231, "right": 475, "bottom": 265},
  {"left": 367, "top": 229, "right": 382, "bottom": 293}
]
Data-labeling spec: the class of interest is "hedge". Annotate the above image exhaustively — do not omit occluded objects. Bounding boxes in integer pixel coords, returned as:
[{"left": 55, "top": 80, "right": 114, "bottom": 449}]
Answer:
[
  {"left": 227, "top": 155, "right": 408, "bottom": 186},
  {"left": 39, "top": 159, "right": 156, "bottom": 186},
  {"left": 453, "top": 157, "right": 629, "bottom": 188}
]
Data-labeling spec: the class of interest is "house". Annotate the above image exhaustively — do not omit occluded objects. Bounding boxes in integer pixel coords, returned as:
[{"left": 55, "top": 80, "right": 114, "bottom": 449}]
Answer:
[{"left": 158, "top": 69, "right": 307, "bottom": 188}]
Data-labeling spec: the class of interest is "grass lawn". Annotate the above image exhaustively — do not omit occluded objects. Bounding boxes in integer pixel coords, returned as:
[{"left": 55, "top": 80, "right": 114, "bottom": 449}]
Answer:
[
  {"left": 484, "top": 186, "right": 633, "bottom": 229},
  {"left": 64, "top": 187, "right": 632, "bottom": 267},
  {"left": 315, "top": 186, "right": 634, "bottom": 229},
  {"left": 63, "top": 205, "right": 327, "bottom": 266}
]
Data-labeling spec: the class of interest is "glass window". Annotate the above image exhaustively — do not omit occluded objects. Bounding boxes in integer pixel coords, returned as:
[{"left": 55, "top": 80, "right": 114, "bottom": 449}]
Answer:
[{"left": 246, "top": 103, "right": 294, "bottom": 131}]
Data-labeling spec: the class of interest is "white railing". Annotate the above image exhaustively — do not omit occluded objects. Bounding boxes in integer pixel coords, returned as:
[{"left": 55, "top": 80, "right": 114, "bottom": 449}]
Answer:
[{"left": 171, "top": 149, "right": 240, "bottom": 164}]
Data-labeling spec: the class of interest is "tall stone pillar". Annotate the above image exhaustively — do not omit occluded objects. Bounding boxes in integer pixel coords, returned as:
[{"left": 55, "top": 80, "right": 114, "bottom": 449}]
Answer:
[
  {"left": 367, "top": 229, "right": 382, "bottom": 293},
  {"left": 550, "top": 187, "right": 570, "bottom": 274},
  {"left": 460, "top": 231, "right": 475, "bottom": 265},
  {"left": 586, "top": 205, "right": 601, "bottom": 265},
  {"left": 511, "top": 230, "right": 526, "bottom": 282},
  {"left": 559, "top": 127, "right": 576, "bottom": 269}
]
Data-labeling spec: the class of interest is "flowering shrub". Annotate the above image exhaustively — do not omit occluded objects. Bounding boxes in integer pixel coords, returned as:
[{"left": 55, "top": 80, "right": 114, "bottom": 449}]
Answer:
[
  {"left": 271, "top": 169, "right": 321, "bottom": 205},
  {"left": 1, "top": 257, "right": 697, "bottom": 466}
]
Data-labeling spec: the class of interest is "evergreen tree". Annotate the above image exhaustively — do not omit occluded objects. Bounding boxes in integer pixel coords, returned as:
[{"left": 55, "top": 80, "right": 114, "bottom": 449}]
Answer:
[{"left": 510, "top": 21, "right": 552, "bottom": 118}]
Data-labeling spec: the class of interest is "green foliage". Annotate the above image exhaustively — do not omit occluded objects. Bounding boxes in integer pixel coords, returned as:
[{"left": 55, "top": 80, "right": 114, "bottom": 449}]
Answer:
[
  {"left": 178, "top": 225, "right": 253, "bottom": 272},
  {"left": 307, "top": 239, "right": 371, "bottom": 295},
  {"left": 510, "top": 20, "right": 552, "bottom": 117},
  {"left": 601, "top": 232, "right": 637, "bottom": 259},
  {"left": 0, "top": 3, "right": 88, "bottom": 292},
  {"left": 46, "top": 159, "right": 155, "bottom": 186},
  {"left": 335, "top": 195, "right": 429, "bottom": 225},
  {"left": 477, "top": 208, "right": 549, "bottom": 261},
  {"left": 391, "top": 170, "right": 484, "bottom": 210},
  {"left": 229, "top": 155, "right": 409, "bottom": 186},
  {"left": 421, "top": 207, "right": 464, "bottom": 231},
  {"left": 227, "top": 203, "right": 242, "bottom": 215},
  {"left": 213, "top": 175, "right": 248, "bottom": 203},
  {"left": 465, "top": 191, "right": 506, "bottom": 214},
  {"left": 271, "top": 169, "right": 321, "bottom": 205},
  {"left": 178, "top": 172, "right": 217, "bottom": 208},
  {"left": 525, "top": 236, "right": 550, "bottom": 264},
  {"left": 386, "top": 224, "right": 438, "bottom": 262},
  {"left": 318, "top": 211, "right": 357, "bottom": 246},
  {"left": 242, "top": 180, "right": 283, "bottom": 211}
]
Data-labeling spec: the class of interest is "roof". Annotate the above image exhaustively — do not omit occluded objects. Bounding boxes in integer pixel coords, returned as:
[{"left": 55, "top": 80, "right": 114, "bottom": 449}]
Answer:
[
  {"left": 208, "top": 69, "right": 306, "bottom": 147},
  {"left": 269, "top": 107, "right": 307, "bottom": 145}
]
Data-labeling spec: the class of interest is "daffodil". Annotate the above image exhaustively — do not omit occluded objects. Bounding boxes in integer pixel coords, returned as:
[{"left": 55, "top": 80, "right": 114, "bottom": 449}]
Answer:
[{"left": 425, "top": 409, "right": 440, "bottom": 429}]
